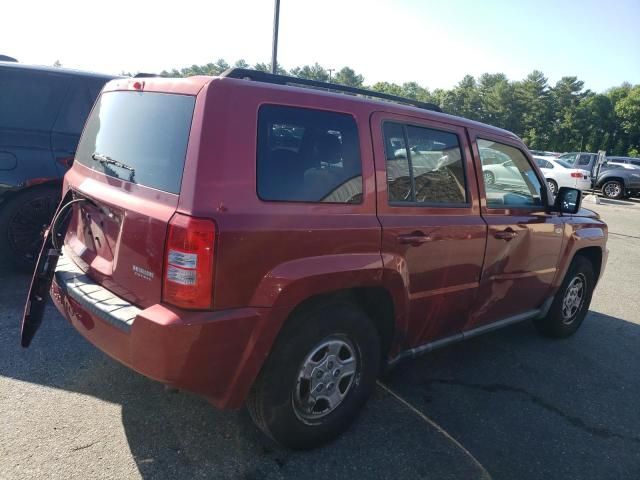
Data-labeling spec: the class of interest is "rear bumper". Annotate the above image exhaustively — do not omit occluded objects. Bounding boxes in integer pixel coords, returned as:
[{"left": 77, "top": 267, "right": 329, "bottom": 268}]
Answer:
[
  {"left": 576, "top": 178, "right": 592, "bottom": 190},
  {"left": 50, "top": 251, "right": 285, "bottom": 409}
]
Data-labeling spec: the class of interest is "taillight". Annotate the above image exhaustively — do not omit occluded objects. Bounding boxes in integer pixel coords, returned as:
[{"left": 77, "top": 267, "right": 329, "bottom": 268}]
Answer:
[
  {"left": 570, "top": 172, "right": 583, "bottom": 178},
  {"left": 162, "top": 213, "right": 216, "bottom": 310}
]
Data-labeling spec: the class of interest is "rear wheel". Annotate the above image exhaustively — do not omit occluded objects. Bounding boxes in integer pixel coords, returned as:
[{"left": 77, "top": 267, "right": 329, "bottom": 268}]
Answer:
[
  {"left": 534, "top": 256, "right": 595, "bottom": 338},
  {"left": 601, "top": 180, "right": 624, "bottom": 199},
  {"left": 0, "top": 186, "right": 59, "bottom": 270},
  {"left": 247, "top": 301, "right": 380, "bottom": 449},
  {"left": 546, "top": 179, "right": 558, "bottom": 196}
]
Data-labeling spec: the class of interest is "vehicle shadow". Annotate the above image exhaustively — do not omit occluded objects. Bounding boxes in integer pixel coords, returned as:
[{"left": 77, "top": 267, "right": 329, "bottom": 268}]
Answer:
[
  {"left": 0, "top": 268, "right": 482, "bottom": 479},
  {"left": 2, "top": 267, "right": 639, "bottom": 479}
]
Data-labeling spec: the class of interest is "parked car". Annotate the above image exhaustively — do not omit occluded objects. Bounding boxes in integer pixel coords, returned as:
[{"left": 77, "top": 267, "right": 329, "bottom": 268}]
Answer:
[
  {"left": 533, "top": 156, "right": 591, "bottom": 195},
  {"left": 607, "top": 156, "right": 640, "bottom": 168},
  {"left": 529, "top": 149, "right": 560, "bottom": 158},
  {"left": 594, "top": 162, "right": 640, "bottom": 199},
  {"left": 557, "top": 152, "right": 600, "bottom": 178},
  {"left": 22, "top": 69, "right": 608, "bottom": 449},
  {"left": 0, "top": 61, "right": 116, "bottom": 268}
]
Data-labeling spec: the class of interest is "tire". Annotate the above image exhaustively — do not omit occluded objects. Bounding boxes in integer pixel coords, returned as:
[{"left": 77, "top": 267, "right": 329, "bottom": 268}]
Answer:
[
  {"left": 534, "top": 256, "right": 595, "bottom": 338},
  {"left": 247, "top": 301, "right": 380, "bottom": 449},
  {"left": 483, "top": 171, "right": 495, "bottom": 186},
  {"left": 601, "top": 180, "right": 624, "bottom": 199},
  {"left": 0, "top": 186, "right": 60, "bottom": 270},
  {"left": 546, "top": 179, "right": 558, "bottom": 196}
]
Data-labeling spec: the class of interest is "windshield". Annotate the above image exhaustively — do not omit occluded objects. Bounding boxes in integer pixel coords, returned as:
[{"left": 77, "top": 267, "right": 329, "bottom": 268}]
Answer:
[{"left": 75, "top": 91, "right": 196, "bottom": 194}]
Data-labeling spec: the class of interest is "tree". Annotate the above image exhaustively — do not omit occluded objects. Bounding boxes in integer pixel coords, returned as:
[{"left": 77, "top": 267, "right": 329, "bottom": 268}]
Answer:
[
  {"left": 53, "top": 60, "right": 62, "bottom": 67},
  {"left": 290, "top": 63, "right": 329, "bottom": 82},
  {"left": 155, "top": 57, "right": 640, "bottom": 156},
  {"left": 253, "top": 62, "right": 288, "bottom": 75},
  {"left": 614, "top": 84, "right": 640, "bottom": 155},
  {"left": 514, "top": 70, "right": 551, "bottom": 149},
  {"left": 370, "top": 81, "right": 404, "bottom": 97},
  {"left": 333, "top": 67, "right": 364, "bottom": 87}
]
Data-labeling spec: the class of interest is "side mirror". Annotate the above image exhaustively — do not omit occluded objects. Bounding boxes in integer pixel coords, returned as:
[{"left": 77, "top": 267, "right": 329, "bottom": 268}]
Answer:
[{"left": 553, "top": 187, "right": 582, "bottom": 214}]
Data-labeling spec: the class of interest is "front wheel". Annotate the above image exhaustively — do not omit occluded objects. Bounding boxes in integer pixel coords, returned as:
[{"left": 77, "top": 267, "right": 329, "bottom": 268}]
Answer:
[
  {"left": 534, "top": 256, "right": 595, "bottom": 338},
  {"left": 247, "top": 302, "right": 380, "bottom": 449},
  {"left": 546, "top": 179, "right": 558, "bottom": 196},
  {"left": 601, "top": 180, "right": 624, "bottom": 199}
]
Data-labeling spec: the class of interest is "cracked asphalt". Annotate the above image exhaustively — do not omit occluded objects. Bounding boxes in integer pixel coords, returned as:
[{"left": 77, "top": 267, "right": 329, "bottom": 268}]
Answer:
[{"left": 1, "top": 198, "right": 639, "bottom": 479}]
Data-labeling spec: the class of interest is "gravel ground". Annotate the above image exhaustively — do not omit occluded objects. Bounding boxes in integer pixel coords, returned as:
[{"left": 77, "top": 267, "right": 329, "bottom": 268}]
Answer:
[{"left": 1, "top": 198, "right": 639, "bottom": 479}]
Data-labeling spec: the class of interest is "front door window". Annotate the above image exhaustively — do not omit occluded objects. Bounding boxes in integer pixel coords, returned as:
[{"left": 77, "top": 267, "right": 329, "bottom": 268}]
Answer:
[{"left": 477, "top": 139, "right": 543, "bottom": 208}]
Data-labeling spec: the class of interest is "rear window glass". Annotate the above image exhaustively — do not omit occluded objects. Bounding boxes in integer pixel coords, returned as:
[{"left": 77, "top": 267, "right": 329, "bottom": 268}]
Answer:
[
  {"left": 257, "top": 105, "right": 363, "bottom": 203},
  {"left": 0, "top": 69, "right": 69, "bottom": 130},
  {"left": 75, "top": 91, "right": 195, "bottom": 194}
]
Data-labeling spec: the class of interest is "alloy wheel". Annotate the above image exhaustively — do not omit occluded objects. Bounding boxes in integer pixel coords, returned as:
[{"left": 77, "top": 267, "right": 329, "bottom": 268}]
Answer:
[
  {"left": 561, "top": 273, "right": 586, "bottom": 324},
  {"left": 292, "top": 336, "right": 358, "bottom": 422},
  {"left": 603, "top": 182, "right": 622, "bottom": 198}
]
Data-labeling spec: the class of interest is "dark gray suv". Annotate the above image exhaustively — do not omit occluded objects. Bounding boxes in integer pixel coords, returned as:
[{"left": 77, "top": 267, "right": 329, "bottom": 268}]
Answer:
[{"left": 0, "top": 61, "right": 116, "bottom": 268}]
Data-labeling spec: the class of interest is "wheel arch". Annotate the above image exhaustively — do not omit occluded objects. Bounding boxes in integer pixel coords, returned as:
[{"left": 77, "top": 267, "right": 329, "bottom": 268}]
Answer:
[{"left": 597, "top": 175, "right": 625, "bottom": 189}]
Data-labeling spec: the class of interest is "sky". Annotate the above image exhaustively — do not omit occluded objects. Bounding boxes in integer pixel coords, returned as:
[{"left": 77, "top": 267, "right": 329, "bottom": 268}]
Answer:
[{"left": 2, "top": 0, "right": 639, "bottom": 92}]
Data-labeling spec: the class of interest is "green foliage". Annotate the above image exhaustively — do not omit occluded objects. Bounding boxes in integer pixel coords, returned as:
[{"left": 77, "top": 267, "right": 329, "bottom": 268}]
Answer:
[
  {"left": 333, "top": 67, "right": 364, "bottom": 87},
  {"left": 160, "top": 59, "right": 640, "bottom": 156}
]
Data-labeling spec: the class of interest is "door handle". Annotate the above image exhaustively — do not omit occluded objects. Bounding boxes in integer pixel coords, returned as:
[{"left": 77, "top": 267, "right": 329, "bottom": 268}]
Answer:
[
  {"left": 494, "top": 228, "right": 518, "bottom": 241},
  {"left": 398, "top": 232, "right": 432, "bottom": 246}
]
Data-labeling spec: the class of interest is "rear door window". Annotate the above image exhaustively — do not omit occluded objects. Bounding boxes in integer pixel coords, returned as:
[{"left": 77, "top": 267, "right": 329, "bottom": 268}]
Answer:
[
  {"left": 577, "top": 154, "right": 593, "bottom": 166},
  {"left": 0, "top": 69, "right": 69, "bottom": 130},
  {"left": 383, "top": 122, "right": 467, "bottom": 205},
  {"left": 75, "top": 91, "right": 196, "bottom": 194},
  {"left": 257, "top": 105, "right": 363, "bottom": 203},
  {"left": 535, "top": 159, "right": 553, "bottom": 169}
]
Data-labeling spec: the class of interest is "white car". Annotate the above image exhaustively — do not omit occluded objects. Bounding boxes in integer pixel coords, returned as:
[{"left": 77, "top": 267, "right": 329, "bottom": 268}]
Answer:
[{"left": 533, "top": 156, "right": 591, "bottom": 195}]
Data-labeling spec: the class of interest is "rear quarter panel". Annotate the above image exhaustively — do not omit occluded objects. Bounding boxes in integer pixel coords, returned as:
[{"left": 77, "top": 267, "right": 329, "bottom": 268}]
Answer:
[{"left": 180, "top": 79, "right": 384, "bottom": 312}]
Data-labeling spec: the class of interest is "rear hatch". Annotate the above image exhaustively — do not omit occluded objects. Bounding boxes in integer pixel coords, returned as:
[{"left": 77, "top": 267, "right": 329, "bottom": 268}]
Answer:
[{"left": 64, "top": 87, "right": 197, "bottom": 308}]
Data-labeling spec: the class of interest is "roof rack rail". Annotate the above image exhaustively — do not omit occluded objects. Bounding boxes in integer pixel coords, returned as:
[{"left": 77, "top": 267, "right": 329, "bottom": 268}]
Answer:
[{"left": 220, "top": 68, "right": 442, "bottom": 113}]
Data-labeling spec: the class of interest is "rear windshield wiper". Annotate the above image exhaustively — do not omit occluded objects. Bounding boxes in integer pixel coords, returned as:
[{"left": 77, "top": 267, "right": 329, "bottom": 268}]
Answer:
[
  {"left": 92, "top": 153, "right": 135, "bottom": 173},
  {"left": 91, "top": 153, "right": 136, "bottom": 180}
]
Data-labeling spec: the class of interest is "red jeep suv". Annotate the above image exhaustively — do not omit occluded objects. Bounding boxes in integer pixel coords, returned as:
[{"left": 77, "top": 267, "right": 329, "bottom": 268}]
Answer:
[{"left": 23, "top": 69, "right": 608, "bottom": 449}]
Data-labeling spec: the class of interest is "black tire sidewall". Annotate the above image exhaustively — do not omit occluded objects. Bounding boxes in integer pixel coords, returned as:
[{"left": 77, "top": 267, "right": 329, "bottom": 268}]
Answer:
[
  {"left": 0, "top": 186, "right": 59, "bottom": 270},
  {"left": 252, "top": 302, "right": 380, "bottom": 449},
  {"left": 535, "top": 256, "right": 595, "bottom": 338}
]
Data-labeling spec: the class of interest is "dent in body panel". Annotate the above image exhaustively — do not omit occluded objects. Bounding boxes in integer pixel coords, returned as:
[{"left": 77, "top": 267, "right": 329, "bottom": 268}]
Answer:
[{"left": 467, "top": 215, "right": 564, "bottom": 330}]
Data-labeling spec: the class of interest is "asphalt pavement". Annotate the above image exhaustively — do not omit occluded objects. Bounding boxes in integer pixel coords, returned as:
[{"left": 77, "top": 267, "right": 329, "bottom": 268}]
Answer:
[{"left": 1, "top": 198, "right": 639, "bottom": 479}]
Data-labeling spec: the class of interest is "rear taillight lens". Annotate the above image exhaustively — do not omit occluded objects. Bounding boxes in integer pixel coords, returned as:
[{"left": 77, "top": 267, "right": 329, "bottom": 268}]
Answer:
[
  {"left": 162, "top": 213, "right": 216, "bottom": 310},
  {"left": 570, "top": 172, "right": 583, "bottom": 178}
]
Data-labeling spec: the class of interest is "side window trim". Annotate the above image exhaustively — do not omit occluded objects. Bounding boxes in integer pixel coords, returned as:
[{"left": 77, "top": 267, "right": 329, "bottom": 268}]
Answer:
[{"left": 382, "top": 120, "right": 471, "bottom": 208}]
